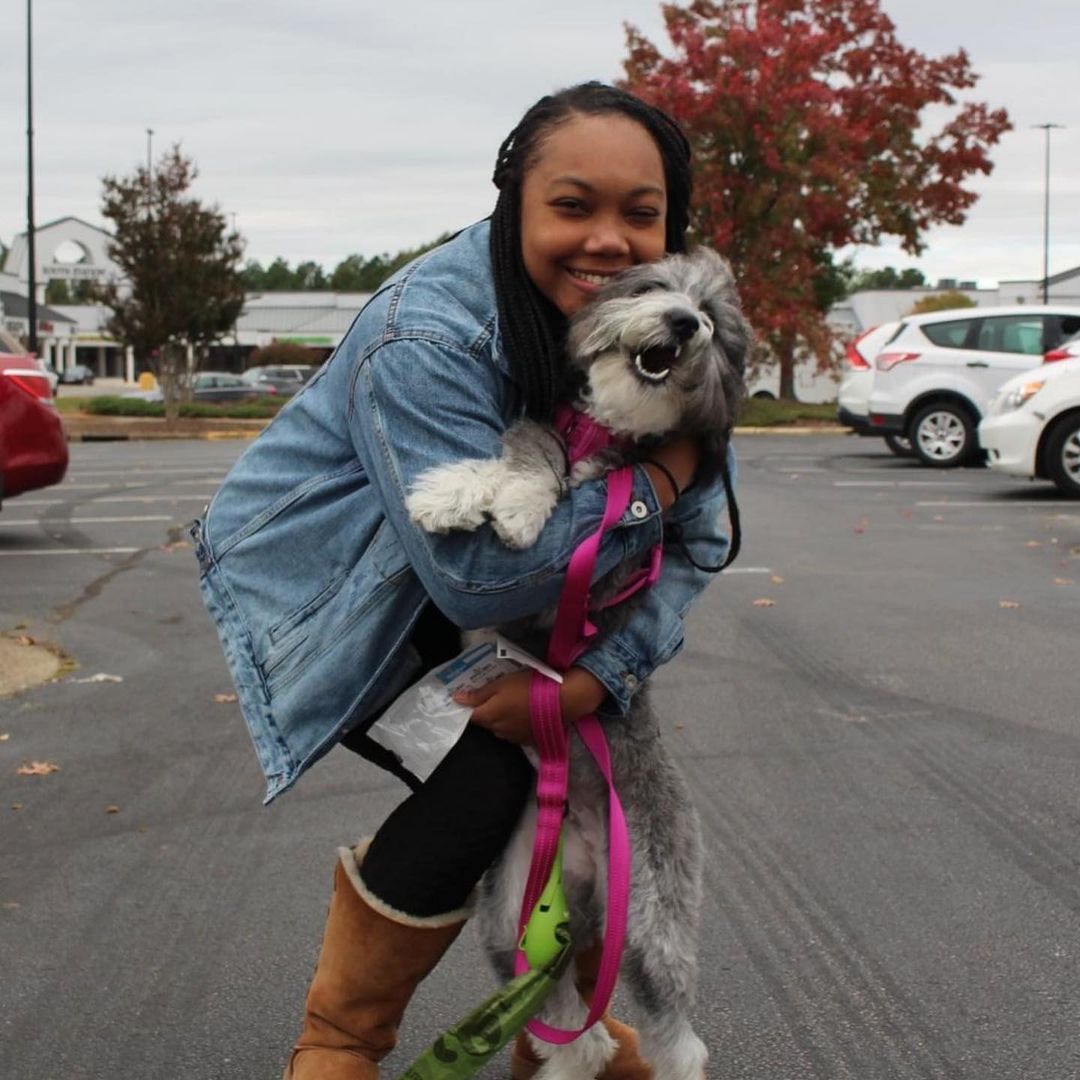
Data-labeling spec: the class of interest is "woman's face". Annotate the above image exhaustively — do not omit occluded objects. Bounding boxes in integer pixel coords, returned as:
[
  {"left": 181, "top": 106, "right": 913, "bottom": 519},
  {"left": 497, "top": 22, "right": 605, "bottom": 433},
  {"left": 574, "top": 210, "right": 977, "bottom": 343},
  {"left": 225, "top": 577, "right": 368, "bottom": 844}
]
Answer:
[{"left": 519, "top": 113, "right": 668, "bottom": 317}]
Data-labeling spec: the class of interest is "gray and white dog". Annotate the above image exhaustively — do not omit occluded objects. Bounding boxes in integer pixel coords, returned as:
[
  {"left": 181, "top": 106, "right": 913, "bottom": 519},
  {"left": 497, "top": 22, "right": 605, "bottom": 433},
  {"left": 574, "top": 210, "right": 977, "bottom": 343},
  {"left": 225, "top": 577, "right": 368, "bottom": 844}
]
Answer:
[{"left": 406, "top": 248, "right": 751, "bottom": 1080}]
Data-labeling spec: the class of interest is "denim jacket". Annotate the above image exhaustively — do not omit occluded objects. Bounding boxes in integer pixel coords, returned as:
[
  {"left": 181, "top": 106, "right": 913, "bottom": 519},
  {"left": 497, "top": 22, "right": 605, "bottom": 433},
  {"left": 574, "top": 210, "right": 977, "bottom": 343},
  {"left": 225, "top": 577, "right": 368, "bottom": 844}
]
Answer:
[{"left": 193, "top": 220, "right": 734, "bottom": 803}]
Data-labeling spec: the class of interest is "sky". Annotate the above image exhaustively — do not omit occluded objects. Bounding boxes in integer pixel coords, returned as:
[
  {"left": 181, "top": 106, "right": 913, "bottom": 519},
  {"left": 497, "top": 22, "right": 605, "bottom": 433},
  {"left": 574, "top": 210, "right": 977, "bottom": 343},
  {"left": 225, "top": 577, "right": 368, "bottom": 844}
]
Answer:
[{"left": 2, "top": 0, "right": 1078, "bottom": 289}]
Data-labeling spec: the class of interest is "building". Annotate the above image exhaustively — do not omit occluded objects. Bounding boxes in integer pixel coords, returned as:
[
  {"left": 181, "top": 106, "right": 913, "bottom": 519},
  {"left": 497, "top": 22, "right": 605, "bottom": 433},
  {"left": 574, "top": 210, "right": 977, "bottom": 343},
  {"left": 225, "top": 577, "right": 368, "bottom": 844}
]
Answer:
[{"left": 4, "top": 215, "right": 1080, "bottom": 396}]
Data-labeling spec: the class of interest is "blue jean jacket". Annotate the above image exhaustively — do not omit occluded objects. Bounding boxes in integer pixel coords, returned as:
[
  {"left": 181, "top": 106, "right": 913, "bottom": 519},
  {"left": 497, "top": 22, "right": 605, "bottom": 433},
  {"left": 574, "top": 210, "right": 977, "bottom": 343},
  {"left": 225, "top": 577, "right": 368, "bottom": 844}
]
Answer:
[{"left": 193, "top": 220, "right": 734, "bottom": 803}]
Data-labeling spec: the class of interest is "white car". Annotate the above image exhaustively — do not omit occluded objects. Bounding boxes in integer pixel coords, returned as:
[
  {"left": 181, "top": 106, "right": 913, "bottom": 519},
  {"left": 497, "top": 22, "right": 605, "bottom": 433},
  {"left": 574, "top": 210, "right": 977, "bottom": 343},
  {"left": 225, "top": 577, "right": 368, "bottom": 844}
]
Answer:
[
  {"left": 978, "top": 353, "right": 1080, "bottom": 498},
  {"left": 835, "top": 321, "right": 907, "bottom": 455},
  {"left": 867, "top": 305, "right": 1080, "bottom": 468}
]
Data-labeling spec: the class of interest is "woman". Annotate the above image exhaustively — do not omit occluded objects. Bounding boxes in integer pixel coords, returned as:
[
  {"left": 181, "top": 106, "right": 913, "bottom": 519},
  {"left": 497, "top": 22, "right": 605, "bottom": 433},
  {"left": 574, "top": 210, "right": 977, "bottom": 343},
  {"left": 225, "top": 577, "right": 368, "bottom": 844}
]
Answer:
[{"left": 193, "top": 82, "right": 733, "bottom": 1079}]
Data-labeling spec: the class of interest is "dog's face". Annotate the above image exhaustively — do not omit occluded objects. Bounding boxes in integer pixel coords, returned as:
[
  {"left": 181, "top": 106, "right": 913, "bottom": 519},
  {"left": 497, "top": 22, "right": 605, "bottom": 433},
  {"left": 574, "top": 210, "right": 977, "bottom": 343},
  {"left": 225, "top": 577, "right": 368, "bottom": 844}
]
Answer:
[{"left": 565, "top": 247, "right": 751, "bottom": 476}]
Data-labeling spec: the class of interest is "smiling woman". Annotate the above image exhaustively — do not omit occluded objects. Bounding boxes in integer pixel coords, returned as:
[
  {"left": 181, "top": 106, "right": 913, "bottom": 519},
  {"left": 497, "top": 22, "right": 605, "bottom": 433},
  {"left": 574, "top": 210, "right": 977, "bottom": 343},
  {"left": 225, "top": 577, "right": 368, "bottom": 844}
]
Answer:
[{"left": 193, "top": 80, "right": 734, "bottom": 1080}]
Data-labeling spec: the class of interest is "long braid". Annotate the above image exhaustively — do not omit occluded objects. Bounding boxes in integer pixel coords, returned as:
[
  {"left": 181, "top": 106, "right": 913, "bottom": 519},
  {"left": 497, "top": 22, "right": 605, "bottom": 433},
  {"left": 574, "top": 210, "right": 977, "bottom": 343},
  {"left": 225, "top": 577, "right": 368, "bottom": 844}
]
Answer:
[{"left": 490, "top": 82, "right": 693, "bottom": 420}]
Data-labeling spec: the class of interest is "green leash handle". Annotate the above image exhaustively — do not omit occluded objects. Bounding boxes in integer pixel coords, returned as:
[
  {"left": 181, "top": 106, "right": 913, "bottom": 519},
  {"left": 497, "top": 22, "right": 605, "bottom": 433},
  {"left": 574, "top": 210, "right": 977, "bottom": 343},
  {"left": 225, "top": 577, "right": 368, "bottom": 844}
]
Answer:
[{"left": 519, "top": 831, "right": 569, "bottom": 970}]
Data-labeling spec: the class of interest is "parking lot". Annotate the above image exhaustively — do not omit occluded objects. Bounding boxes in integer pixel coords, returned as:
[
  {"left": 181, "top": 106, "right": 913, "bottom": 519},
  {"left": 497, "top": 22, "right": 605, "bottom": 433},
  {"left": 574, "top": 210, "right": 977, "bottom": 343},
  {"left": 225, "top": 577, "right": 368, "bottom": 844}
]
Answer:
[{"left": 2, "top": 433, "right": 1078, "bottom": 1079}]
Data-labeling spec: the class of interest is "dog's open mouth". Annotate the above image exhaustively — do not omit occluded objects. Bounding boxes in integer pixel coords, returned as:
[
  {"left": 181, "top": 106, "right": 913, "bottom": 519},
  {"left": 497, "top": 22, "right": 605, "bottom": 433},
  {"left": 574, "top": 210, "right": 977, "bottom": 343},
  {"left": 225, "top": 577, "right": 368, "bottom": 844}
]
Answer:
[{"left": 633, "top": 345, "right": 679, "bottom": 383}]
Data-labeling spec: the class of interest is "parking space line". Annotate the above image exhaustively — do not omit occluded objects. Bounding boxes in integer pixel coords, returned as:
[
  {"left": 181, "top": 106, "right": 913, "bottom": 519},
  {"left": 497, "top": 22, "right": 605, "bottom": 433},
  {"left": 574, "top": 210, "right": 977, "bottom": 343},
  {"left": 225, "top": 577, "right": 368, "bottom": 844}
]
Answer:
[
  {"left": 834, "top": 480, "right": 970, "bottom": 488},
  {"left": 0, "top": 548, "right": 142, "bottom": 556},
  {"left": 915, "top": 500, "right": 1064, "bottom": 508},
  {"left": 15, "top": 495, "right": 213, "bottom": 506},
  {"left": 0, "top": 516, "right": 173, "bottom": 527},
  {"left": 723, "top": 567, "right": 773, "bottom": 574}
]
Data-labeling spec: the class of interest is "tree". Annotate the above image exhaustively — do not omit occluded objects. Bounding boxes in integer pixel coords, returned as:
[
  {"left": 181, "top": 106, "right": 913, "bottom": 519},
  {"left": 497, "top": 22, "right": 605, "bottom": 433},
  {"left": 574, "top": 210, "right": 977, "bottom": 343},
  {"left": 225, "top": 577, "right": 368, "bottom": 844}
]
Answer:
[
  {"left": 623, "top": 0, "right": 1010, "bottom": 398},
  {"left": 908, "top": 290, "right": 975, "bottom": 315},
  {"left": 97, "top": 145, "right": 245, "bottom": 420},
  {"left": 849, "top": 266, "right": 927, "bottom": 291}
]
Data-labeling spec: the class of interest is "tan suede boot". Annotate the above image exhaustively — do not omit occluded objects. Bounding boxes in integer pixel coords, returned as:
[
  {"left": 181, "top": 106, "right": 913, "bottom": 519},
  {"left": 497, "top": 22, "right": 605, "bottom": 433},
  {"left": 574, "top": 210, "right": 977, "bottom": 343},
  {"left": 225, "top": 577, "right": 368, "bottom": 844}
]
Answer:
[
  {"left": 283, "top": 844, "right": 470, "bottom": 1080},
  {"left": 509, "top": 942, "right": 653, "bottom": 1080}
]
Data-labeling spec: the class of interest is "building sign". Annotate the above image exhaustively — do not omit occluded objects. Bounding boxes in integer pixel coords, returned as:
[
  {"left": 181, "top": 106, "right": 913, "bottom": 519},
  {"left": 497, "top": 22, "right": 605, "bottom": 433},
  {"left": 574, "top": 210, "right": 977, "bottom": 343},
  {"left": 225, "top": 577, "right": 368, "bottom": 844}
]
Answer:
[{"left": 43, "top": 264, "right": 109, "bottom": 281}]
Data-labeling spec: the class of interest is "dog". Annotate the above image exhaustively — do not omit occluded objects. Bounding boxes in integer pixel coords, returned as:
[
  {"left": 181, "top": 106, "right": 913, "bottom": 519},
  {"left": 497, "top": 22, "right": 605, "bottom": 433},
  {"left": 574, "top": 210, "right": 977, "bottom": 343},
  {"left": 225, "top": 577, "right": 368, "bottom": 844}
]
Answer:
[{"left": 406, "top": 248, "right": 750, "bottom": 1079}]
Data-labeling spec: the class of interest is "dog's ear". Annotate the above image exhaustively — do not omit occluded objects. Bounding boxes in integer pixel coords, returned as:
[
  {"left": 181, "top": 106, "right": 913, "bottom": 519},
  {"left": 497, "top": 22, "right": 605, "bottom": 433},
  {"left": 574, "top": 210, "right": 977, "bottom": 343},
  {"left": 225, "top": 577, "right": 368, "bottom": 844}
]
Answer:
[{"left": 693, "top": 248, "right": 752, "bottom": 378}]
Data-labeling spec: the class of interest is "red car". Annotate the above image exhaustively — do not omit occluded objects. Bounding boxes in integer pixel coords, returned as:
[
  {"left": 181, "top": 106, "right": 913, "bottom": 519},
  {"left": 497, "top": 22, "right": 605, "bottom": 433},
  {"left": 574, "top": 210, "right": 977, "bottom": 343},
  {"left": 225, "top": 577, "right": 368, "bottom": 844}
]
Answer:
[{"left": 0, "top": 354, "right": 68, "bottom": 506}]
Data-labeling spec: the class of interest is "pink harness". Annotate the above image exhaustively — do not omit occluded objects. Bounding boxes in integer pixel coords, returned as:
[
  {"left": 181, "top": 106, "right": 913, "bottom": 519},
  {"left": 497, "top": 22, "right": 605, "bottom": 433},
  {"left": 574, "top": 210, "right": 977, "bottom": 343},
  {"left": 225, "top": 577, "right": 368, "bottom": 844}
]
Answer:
[{"left": 513, "top": 408, "right": 662, "bottom": 1043}]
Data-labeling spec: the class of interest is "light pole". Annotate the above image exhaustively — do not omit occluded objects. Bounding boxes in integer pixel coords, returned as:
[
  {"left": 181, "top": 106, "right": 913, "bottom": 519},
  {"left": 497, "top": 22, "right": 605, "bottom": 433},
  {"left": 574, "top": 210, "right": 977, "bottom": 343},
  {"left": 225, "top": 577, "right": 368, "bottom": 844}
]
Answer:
[
  {"left": 26, "top": 0, "right": 37, "bottom": 356},
  {"left": 1033, "top": 123, "right": 1064, "bottom": 304}
]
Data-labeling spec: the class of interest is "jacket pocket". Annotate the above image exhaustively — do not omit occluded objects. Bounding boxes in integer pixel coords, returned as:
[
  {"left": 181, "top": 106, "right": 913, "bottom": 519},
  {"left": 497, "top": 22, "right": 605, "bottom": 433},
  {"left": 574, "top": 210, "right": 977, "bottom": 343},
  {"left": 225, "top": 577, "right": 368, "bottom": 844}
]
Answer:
[{"left": 268, "top": 569, "right": 349, "bottom": 645}]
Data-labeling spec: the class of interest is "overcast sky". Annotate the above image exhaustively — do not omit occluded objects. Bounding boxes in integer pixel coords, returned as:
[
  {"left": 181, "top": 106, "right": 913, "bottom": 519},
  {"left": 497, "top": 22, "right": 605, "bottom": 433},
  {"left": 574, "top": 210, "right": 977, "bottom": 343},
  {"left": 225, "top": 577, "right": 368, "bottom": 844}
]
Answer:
[{"left": 2, "top": 0, "right": 1077, "bottom": 288}]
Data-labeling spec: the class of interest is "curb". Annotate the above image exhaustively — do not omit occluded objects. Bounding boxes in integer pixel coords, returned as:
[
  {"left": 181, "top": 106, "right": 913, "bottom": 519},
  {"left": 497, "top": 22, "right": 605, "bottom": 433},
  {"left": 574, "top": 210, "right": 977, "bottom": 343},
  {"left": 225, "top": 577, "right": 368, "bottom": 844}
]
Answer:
[{"left": 62, "top": 417, "right": 851, "bottom": 442}]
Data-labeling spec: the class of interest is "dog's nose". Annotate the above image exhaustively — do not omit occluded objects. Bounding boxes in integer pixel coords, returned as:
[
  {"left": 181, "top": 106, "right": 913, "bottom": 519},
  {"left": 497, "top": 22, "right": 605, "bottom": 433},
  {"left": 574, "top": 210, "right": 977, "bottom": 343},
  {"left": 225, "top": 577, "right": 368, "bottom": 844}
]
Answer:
[{"left": 667, "top": 311, "right": 700, "bottom": 343}]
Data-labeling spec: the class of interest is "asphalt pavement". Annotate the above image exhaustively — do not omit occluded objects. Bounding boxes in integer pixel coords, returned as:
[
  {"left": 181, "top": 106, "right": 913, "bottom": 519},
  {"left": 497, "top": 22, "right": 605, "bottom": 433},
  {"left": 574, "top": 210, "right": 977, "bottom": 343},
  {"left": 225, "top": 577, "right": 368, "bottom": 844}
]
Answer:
[{"left": 1, "top": 435, "right": 1078, "bottom": 1080}]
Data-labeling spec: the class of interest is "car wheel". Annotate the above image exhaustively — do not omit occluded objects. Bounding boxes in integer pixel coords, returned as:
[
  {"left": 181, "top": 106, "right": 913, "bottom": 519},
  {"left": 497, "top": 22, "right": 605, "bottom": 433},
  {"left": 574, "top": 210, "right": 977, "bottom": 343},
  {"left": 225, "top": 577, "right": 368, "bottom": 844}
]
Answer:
[
  {"left": 910, "top": 402, "right": 976, "bottom": 468},
  {"left": 884, "top": 433, "right": 913, "bottom": 458},
  {"left": 1045, "top": 414, "right": 1080, "bottom": 498}
]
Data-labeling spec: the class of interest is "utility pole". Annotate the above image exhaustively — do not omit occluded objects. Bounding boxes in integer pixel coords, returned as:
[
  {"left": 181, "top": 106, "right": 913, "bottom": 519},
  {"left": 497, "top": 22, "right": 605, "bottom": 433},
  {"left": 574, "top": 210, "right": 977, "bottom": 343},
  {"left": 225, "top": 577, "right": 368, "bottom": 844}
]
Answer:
[
  {"left": 26, "top": 0, "right": 37, "bottom": 356},
  {"left": 1033, "top": 123, "right": 1064, "bottom": 304}
]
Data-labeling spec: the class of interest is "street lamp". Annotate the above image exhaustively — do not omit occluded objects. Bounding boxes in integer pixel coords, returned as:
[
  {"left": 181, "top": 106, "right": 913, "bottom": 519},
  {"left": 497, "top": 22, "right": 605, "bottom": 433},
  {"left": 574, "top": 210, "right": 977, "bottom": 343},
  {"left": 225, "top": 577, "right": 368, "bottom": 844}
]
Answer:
[
  {"left": 1033, "top": 123, "right": 1064, "bottom": 304},
  {"left": 26, "top": 0, "right": 37, "bottom": 356}
]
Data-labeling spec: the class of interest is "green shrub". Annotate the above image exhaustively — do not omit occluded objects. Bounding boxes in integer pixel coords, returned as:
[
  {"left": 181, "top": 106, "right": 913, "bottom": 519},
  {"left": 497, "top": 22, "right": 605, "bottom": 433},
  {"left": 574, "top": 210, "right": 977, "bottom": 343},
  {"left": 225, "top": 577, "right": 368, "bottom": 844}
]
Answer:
[
  {"left": 82, "top": 395, "right": 283, "bottom": 419},
  {"left": 738, "top": 398, "right": 837, "bottom": 426}
]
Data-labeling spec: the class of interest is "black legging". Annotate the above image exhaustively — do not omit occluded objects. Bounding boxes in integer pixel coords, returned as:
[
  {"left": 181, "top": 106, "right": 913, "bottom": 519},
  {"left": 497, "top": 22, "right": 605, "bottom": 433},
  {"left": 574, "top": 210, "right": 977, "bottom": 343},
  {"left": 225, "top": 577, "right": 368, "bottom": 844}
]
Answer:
[{"left": 342, "top": 603, "right": 535, "bottom": 918}]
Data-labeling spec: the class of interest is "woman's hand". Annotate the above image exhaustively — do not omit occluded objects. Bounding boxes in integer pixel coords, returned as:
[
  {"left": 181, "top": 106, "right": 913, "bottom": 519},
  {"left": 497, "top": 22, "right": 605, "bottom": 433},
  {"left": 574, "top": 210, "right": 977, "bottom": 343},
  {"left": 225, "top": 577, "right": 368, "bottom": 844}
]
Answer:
[{"left": 454, "top": 667, "right": 608, "bottom": 745}]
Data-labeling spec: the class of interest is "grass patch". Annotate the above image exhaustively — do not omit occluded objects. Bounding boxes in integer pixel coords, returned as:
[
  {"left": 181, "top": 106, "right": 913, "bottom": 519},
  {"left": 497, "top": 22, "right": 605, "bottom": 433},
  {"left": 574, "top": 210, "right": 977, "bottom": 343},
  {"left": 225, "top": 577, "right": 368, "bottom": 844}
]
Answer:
[
  {"left": 75, "top": 395, "right": 283, "bottom": 419},
  {"left": 737, "top": 398, "right": 837, "bottom": 427}
]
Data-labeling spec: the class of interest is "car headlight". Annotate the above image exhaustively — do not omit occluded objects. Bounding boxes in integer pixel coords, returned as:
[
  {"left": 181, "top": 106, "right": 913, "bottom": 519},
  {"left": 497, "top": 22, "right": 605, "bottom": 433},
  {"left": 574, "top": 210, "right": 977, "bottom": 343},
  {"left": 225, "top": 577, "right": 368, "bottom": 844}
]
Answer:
[{"left": 999, "top": 379, "right": 1045, "bottom": 412}]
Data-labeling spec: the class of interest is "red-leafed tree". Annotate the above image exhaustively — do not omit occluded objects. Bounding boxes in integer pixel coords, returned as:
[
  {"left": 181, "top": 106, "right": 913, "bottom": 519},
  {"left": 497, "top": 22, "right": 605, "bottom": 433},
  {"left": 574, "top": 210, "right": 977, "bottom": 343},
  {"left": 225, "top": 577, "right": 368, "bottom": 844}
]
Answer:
[{"left": 622, "top": 0, "right": 1011, "bottom": 398}]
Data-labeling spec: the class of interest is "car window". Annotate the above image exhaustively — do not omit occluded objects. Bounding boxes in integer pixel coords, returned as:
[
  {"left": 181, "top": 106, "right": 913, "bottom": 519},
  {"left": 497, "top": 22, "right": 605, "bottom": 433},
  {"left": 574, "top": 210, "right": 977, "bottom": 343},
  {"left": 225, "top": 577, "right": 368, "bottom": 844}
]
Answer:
[
  {"left": 1047, "top": 315, "right": 1080, "bottom": 349},
  {"left": 974, "top": 316, "right": 1045, "bottom": 355},
  {"left": 194, "top": 374, "right": 214, "bottom": 388},
  {"left": 921, "top": 319, "right": 975, "bottom": 348},
  {"left": 220, "top": 375, "right": 245, "bottom": 387}
]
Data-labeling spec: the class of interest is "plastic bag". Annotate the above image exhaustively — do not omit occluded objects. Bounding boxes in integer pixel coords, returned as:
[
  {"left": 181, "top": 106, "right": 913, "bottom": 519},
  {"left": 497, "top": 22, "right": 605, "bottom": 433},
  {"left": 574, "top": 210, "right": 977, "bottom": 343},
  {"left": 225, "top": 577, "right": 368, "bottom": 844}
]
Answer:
[{"left": 365, "top": 641, "right": 523, "bottom": 781}]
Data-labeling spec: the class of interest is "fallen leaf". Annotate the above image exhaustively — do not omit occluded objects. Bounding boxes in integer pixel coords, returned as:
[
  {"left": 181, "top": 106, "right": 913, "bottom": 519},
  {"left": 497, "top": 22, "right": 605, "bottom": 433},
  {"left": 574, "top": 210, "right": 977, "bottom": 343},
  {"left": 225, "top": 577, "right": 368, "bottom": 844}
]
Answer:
[
  {"left": 1025, "top": 541, "right": 1042, "bottom": 548},
  {"left": 72, "top": 673, "right": 123, "bottom": 684},
  {"left": 752, "top": 598, "right": 776, "bottom": 608},
  {"left": 0, "top": 733, "right": 9, "bottom": 742},
  {"left": 14, "top": 622, "right": 27, "bottom": 630},
  {"left": 105, "top": 805, "right": 121, "bottom": 814},
  {"left": 3, "top": 901, "right": 19, "bottom": 909},
  {"left": 999, "top": 600, "right": 1021, "bottom": 609},
  {"left": 15, "top": 635, "right": 35, "bottom": 647},
  {"left": 1053, "top": 578, "right": 1074, "bottom": 586},
  {"left": 673, "top": 723, "right": 685, "bottom": 731},
  {"left": 213, "top": 692, "right": 238, "bottom": 703},
  {"left": 933, "top": 515, "right": 944, "bottom": 522},
  {"left": 853, "top": 518, "right": 870, "bottom": 534},
  {"left": 16, "top": 761, "right": 60, "bottom": 776},
  {"left": 11, "top": 803, "right": 24, "bottom": 811},
  {"left": 770, "top": 574, "right": 785, "bottom": 584}
]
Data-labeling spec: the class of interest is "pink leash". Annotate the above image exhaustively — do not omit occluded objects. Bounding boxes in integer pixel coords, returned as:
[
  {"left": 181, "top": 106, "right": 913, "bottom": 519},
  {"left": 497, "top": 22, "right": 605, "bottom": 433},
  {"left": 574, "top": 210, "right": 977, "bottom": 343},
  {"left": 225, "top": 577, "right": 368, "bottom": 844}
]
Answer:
[{"left": 513, "top": 461, "right": 660, "bottom": 1043}]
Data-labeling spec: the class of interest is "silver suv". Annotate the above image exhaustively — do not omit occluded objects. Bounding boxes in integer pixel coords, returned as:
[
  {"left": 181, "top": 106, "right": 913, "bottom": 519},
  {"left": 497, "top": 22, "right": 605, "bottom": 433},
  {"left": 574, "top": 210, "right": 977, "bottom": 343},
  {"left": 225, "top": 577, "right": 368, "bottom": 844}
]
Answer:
[{"left": 866, "top": 306, "right": 1080, "bottom": 467}]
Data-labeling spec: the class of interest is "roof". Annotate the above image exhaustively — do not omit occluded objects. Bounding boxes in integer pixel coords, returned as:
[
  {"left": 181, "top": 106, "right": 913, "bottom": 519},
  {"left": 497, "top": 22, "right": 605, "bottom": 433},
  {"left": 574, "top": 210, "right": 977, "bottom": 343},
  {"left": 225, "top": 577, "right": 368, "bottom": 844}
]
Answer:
[{"left": 0, "top": 291, "right": 76, "bottom": 324}]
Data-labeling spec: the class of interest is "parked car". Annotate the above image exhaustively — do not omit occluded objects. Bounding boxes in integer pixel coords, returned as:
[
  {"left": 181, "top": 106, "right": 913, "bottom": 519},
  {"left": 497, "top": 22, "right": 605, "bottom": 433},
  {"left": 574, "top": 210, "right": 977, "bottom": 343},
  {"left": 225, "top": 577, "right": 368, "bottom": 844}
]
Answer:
[
  {"left": 0, "top": 354, "right": 68, "bottom": 506},
  {"left": 834, "top": 322, "right": 910, "bottom": 456},
  {"left": 58, "top": 363, "right": 96, "bottom": 385},
  {"left": 978, "top": 354, "right": 1080, "bottom": 498},
  {"left": 125, "top": 371, "right": 280, "bottom": 404},
  {"left": 242, "top": 364, "right": 317, "bottom": 396},
  {"left": 35, "top": 358, "right": 60, "bottom": 393},
  {"left": 866, "top": 306, "right": 1080, "bottom": 467}
]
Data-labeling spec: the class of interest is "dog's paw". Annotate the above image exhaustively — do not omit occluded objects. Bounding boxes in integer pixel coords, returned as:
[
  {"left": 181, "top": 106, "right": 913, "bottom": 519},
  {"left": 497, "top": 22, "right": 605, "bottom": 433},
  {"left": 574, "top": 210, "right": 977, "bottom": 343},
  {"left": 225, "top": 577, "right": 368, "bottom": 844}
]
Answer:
[
  {"left": 490, "top": 504, "right": 550, "bottom": 549},
  {"left": 569, "top": 456, "right": 610, "bottom": 487},
  {"left": 406, "top": 460, "right": 500, "bottom": 534}
]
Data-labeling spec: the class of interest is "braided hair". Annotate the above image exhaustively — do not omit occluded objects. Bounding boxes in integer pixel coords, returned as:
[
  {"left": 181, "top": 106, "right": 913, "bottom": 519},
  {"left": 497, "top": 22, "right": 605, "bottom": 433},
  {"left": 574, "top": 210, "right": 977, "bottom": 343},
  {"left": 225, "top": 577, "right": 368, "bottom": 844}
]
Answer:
[{"left": 490, "top": 82, "right": 693, "bottom": 420}]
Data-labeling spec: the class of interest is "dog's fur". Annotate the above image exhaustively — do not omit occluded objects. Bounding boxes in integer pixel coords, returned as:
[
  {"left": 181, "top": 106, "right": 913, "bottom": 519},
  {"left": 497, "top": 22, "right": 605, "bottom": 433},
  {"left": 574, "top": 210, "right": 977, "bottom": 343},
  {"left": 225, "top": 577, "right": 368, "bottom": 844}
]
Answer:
[{"left": 406, "top": 248, "right": 751, "bottom": 1079}]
